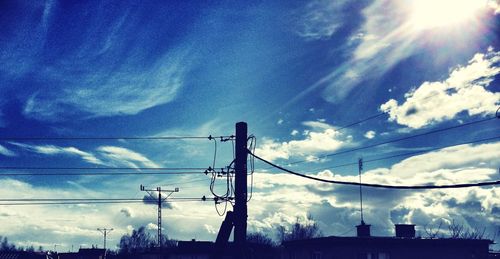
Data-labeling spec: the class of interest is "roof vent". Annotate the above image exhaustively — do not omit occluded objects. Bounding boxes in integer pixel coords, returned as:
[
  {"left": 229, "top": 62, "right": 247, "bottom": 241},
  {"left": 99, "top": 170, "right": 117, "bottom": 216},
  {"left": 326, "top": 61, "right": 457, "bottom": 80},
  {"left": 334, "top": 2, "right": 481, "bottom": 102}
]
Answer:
[
  {"left": 395, "top": 224, "right": 415, "bottom": 238},
  {"left": 356, "top": 222, "right": 371, "bottom": 237}
]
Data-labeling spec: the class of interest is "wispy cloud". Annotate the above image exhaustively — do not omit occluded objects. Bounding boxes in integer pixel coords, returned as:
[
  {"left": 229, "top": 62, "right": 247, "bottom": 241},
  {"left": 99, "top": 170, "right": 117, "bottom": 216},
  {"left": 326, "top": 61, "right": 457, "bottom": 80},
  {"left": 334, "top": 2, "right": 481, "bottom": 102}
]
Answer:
[
  {"left": 0, "top": 144, "right": 16, "bottom": 157},
  {"left": 381, "top": 48, "right": 500, "bottom": 128},
  {"left": 321, "top": 0, "right": 420, "bottom": 102},
  {"left": 10, "top": 143, "right": 103, "bottom": 165},
  {"left": 0, "top": 2, "right": 192, "bottom": 121},
  {"left": 98, "top": 146, "right": 159, "bottom": 168},
  {"left": 9, "top": 142, "right": 161, "bottom": 168},
  {"left": 23, "top": 50, "right": 188, "bottom": 120},
  {"left": 291, "top": 0, "right": 497, "bottom": 104},
  {"left": 292, "top": 0, "right": 349, "bottom": 40}
]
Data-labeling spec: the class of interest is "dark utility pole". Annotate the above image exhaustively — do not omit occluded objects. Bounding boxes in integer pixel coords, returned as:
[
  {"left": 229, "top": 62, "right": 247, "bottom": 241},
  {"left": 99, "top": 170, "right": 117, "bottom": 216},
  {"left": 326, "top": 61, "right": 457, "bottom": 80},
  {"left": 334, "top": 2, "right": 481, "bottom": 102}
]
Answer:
[
  {"left": 234, "top": 122, "right": 248, "bottom": 246},
  {"left": 97, "top": 228, "right": 113, "bottom": 259},
  {"left": 141, "top": 185, "right": 179, "bottom": 247}
]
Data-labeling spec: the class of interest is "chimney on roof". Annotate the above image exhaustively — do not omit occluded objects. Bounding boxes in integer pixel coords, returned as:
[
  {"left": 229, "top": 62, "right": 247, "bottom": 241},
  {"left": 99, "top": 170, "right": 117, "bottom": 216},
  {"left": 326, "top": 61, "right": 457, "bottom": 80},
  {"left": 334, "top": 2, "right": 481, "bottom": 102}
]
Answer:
[
  {"left": 395, "top": 224, "right": 415, "bottom": 238},
  {"left": 356, "top": 222, "right": 371, "bottom": 237}
]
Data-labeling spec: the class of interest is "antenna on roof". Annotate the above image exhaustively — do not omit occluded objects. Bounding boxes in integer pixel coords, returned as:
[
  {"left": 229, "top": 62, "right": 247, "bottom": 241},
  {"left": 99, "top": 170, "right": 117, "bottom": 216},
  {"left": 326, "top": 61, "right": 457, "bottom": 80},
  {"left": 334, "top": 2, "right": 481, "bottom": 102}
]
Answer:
[{"left": 358, "top": 158, "right": 364, "bottom": 225}]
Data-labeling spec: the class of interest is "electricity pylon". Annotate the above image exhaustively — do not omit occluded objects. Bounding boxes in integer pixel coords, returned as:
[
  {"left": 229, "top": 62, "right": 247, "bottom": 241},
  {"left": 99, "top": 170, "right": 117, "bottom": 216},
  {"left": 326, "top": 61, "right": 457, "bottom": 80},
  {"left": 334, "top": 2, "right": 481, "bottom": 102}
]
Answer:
[{"left": 140, "top": 185, "right": 179, "bottom": 247}]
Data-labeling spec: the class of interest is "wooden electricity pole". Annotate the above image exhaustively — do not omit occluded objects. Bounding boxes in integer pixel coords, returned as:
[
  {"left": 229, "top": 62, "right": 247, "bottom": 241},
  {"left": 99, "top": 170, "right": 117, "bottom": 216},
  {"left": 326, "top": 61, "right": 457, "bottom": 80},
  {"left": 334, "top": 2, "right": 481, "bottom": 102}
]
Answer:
[{"left": 234, "top": 122, "right": 248, "bottom": 247}]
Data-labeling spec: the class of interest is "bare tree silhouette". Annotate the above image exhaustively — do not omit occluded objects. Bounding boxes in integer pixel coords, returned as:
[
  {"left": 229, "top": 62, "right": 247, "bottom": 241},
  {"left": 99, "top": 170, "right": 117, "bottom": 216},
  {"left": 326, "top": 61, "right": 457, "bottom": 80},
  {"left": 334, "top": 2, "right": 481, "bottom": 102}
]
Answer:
[
  {"left": 424, "top": 221, "right": 444, "bottom": 239},
  {"left": 277, "top": 215, "right": 322, "bottom": 242}
]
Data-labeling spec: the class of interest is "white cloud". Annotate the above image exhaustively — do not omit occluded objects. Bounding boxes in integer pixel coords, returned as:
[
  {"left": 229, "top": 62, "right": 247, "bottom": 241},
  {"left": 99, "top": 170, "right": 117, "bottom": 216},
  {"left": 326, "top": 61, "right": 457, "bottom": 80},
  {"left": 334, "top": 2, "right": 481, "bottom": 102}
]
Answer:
[
  {"left": 390, "top": 142, "right": 500, "bottom": 179},
  {"left": 98, "top": 146, "right": 159, "bottom": 168},
  {"left": 0, "top": 2, "right": 191, "bottom": 121},
  {"left": 1, "top": 141, "right": 499, "bottom": 250},
  {"left": 146, "top": 223, "right": 158, "bottom": 230},
  {"left": 21, "top": 42, "right": 190, "bottom": 121},
  {"left": 291, "top": 130, "right": 299, "bottom": 136},
  {"left": 10, "top": 143, "right": 103, "bottom": 165},
  {"left": 0, "top": 179, "right": 137, "bottom": 251},
  {"left": 257, "top": 142, "right": 499, "bottom": 189},
  {"left": 293, "top": 0, "right": 349, "bottom": 40},
  {"left": 364, "top": 130, "right": 376, "bottom": 139},
  {"left": 290, "top": 0, "right": 495, "bottom": 104},
  {"left": 63, "top": 147, "right": 104, "bottom": 165},
  {"left": 0, "top": 144, "right": 16, "bottom": 157},
  {"left": 248, "top": 141, "right": 500, "bottom": 241},
  {"left": 488, "top": 0, "right": 500, "bottom": 14},
  {"left": 277, "top": 119, "right": 284, "bottom": 125},
  {"left": 319, "top": 0, "right": 420, "bottom": 102},
  {"left": 9, "top": 142, "right": 160, "bottom": 169},
  {"left": 381, "top": 49, "right": 500, "bottom": 128},
  {"left": 255, "top": 121, "right": 350, "bottom": 162},
  {"left": 24, "top": 60, "right": 184, "bottom": 120},
  {"left": 203, "top": 224, "right": 217, "bottom": 235}
]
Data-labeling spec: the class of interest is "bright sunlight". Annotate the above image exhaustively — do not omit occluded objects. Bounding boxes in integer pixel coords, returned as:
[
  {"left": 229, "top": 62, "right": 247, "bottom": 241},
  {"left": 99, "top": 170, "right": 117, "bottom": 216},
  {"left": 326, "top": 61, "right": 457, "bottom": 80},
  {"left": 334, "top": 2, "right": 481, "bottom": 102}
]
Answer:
[{"left": 409, "top": 0, "right": 488, "bottom": 30}]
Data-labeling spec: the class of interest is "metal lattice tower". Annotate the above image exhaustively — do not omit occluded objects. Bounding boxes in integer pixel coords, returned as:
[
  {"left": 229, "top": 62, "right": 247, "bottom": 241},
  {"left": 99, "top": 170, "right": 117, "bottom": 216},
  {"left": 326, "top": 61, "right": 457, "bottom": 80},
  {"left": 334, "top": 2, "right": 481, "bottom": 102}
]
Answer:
[
  {"left": 140, "top": 185, "right": 179, "bottom": 247},
  {"left": 97, "top": 228, "right": 113, "bottom": 250},
  {"left": 358, "top": 158, "right": 364, "bottom": 224}
]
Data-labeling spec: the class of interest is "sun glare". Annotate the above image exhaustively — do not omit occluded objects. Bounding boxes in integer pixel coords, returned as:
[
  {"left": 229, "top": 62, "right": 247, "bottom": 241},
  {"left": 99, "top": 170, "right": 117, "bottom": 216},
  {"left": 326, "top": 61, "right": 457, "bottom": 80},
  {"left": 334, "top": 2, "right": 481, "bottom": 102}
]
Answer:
[{"left": 409, "top": 0, "right": 487, "bottom": 30}]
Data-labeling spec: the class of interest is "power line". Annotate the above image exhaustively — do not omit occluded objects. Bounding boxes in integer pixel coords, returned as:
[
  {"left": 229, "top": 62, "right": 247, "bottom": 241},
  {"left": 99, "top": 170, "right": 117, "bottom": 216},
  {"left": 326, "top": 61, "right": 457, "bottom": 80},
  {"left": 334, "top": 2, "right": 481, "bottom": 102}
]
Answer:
[
  {"left": 0, "top": 198, "right": 143, "bottom": 201},
  {"left": 310, "top": 135, "right": 500, "bottom": 171},
  {"left": 0, "top": 171, "right": 204, "bottom": 176},
  {"left": 334, "top": 91, "right": 446, "bottom": 131},
  {"left": 250, "top": 151, "right": 500, "bottom": 189},
  {"left": 281, "top": 116, "right": 497, "bottom": 166},
  {"left": 0, "top": 197, "right": 216, "bottom": 206},
  {"left": 293, "top": 90, "right": 440, "bottom": 133},
  {"left": 0, "top": 200, "right": 209, "bottom": 206},
  {"left": 0, "top": 201, "right": 146, "bottom": 205},
  {"left": 0, "top": 136, "right": 230, "bottom": 141},
  {"left": 0, "top": 197, "right": 209, "bottom": 202},
  {"left": 0, "top": 167, "right": 207, "bottom": 170},
  {"left": 336, "top": 112, "right": 386, "bottom": 131}
]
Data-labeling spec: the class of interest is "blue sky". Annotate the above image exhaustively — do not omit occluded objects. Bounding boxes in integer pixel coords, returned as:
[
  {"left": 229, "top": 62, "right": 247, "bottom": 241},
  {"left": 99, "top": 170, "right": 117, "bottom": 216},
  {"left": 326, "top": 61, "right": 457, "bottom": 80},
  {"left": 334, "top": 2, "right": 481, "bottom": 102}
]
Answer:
[{"left": 0, "top": 0, "right": 499, "bottom": 252}]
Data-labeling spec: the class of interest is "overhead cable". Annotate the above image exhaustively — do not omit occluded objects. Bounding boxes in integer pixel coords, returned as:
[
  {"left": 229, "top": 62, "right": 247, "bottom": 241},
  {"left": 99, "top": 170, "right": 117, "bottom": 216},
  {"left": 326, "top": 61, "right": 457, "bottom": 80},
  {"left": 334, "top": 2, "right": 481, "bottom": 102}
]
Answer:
[
  {"left": 0, "top": 171, "right": 204, "bottom": 176},
  {"left": 285, "top": 116, "right": 497, "bottom": 166},
  {"left": 0, "top": 200, "right": 209, "bottom": 206},
  {"left": 250, "top": 151, "right": 500, "bottom": 189},
  {"left": 336, "top": 112, "right": 386, "bottom": 131},
  {"left": 311, "top": 135, "right": 500, "bottom": 171},
  {"left": 0, "top": 167, "right": 206, "bottom": 170},
  {"left": 0, "top": 136, "right": 231, "bottom": 141},
  {"left": 0, "top": 197, "right": 215, "bottom": 206}
]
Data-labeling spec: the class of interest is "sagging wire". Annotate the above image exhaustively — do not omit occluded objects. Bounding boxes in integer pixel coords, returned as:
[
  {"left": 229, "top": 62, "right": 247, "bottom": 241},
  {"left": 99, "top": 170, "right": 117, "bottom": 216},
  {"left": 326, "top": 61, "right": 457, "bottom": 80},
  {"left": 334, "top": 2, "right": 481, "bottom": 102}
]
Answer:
[
  {"left": 247, "top": 135, "right": 256, "bottom": 202},
  {"left": 214, "top": 196, "right": 228, "bottom": 217},
  {"left": 206, "top": 135, "right": 236, "bottom": 216},
  {"left": 225, "top": 136, "right": 237, "bottom": 199},
  {"left": 208, "top": 166, "right": 231, "bottom": 216},
  {"left": 209, "top": 135, "right": 217, "bottom": 170}
]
